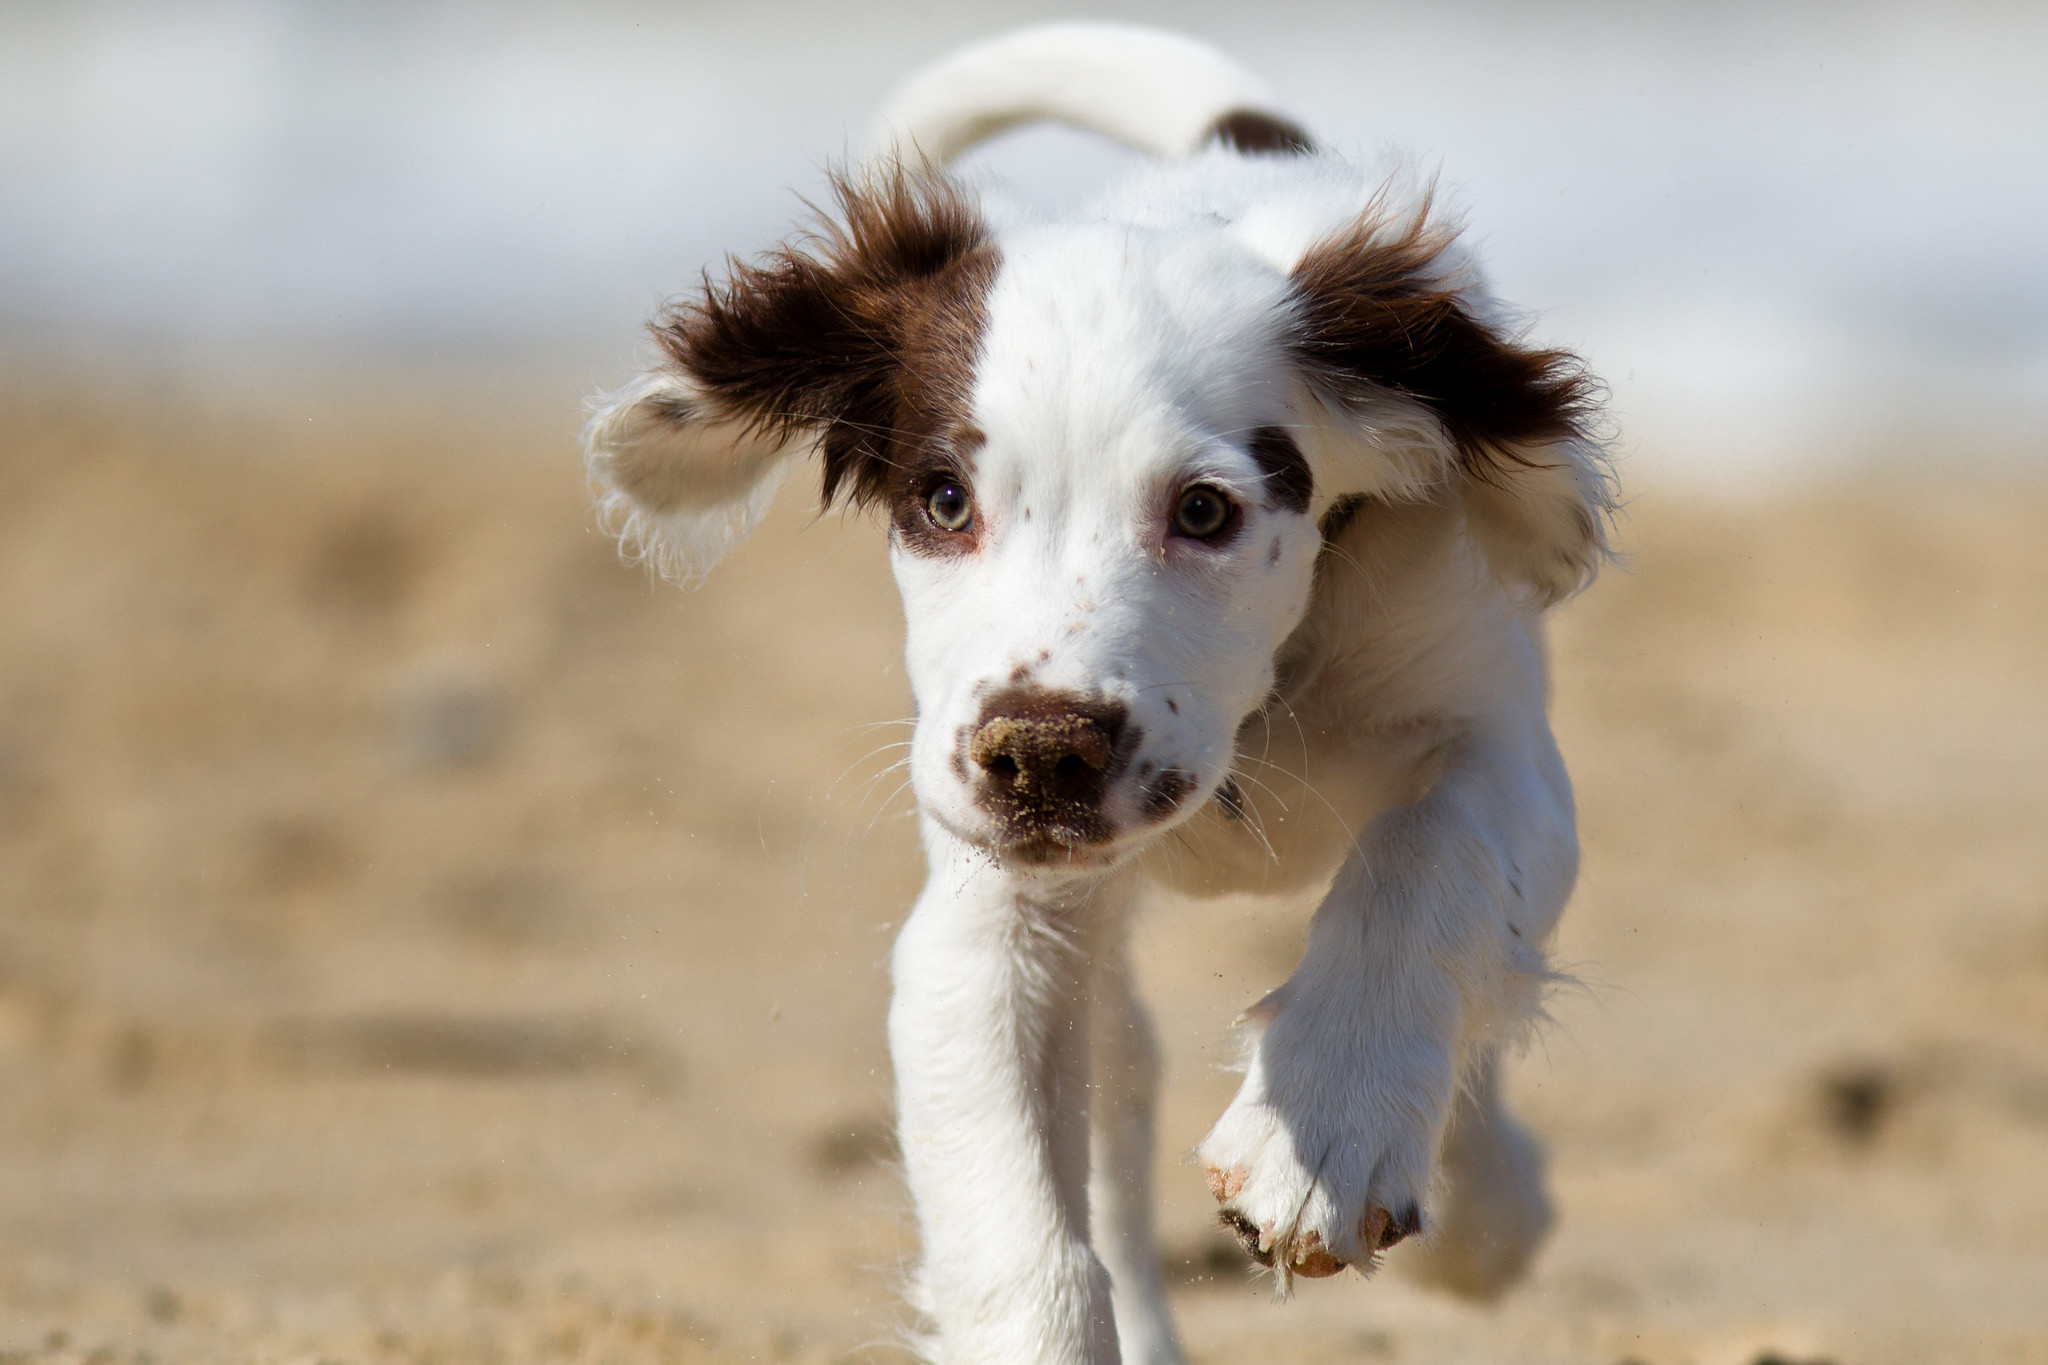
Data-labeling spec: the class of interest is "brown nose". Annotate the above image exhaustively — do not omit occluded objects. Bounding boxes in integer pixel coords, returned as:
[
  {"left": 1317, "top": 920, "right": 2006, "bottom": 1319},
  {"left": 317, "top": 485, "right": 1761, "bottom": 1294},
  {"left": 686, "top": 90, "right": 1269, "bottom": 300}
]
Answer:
[{"left": 967, "top": 691, "right": 1129, "bottom": 849}]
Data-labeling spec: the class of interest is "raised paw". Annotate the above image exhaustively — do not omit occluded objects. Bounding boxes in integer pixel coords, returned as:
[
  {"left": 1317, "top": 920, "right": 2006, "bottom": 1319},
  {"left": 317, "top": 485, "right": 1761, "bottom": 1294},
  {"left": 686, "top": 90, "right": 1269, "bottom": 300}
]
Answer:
[{"left": 1194, "top": 994, "right": 1453, "bottom": 1290}]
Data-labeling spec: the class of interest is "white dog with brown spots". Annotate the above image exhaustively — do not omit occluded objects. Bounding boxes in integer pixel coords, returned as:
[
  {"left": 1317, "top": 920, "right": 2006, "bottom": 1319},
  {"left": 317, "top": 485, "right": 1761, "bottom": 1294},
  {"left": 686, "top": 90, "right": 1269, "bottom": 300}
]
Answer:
[{"left": 585, "top": 22, "right": 1614, "bottom": 1365}]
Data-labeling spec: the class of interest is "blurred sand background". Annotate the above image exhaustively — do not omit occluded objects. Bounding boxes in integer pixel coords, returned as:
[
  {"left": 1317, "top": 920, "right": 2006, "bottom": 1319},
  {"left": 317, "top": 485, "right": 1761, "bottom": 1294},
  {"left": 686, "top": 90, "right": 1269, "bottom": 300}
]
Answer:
[
  {"left": 3, "top": 4, "right": 2047, "bottom": 1364},
  {"left": 3, "top": 378, "right": 2045, "bottom": 1365}
]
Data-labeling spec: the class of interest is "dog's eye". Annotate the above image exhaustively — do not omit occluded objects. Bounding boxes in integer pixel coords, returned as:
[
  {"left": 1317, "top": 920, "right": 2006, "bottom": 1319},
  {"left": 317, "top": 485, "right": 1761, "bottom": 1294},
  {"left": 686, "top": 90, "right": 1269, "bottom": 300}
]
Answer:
[
  {"left": 1170, "top": 484, "right": 1233, "bottom": 540},
  {"left": 926, "top": 481, "right": 974, "bottom": 532}
]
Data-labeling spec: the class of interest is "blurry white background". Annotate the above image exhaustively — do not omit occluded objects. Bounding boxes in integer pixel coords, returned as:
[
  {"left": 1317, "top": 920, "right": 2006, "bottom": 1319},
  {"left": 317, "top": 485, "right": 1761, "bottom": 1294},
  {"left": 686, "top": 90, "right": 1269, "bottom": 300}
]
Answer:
[{"left": 3, "top": 0, "right": 2044, "bottom": 483}]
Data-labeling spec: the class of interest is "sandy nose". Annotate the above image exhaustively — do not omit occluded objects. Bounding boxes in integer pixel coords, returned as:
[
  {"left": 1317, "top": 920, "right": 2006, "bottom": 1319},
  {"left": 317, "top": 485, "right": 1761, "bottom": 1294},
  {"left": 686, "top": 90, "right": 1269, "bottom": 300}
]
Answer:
[
  {"left": 969, "top": 710, "right": 1113, "bottom": 791},
  {"left": 965, "top": 689, "right": 1130, "bottom": 846}
]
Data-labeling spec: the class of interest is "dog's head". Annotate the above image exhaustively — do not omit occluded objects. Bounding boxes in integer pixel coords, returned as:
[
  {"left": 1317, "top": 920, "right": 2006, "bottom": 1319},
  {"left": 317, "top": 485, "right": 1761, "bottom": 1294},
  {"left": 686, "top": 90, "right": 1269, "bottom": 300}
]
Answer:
[{"left": 587, "top": 164, "right": 1608, "bottom": 874}]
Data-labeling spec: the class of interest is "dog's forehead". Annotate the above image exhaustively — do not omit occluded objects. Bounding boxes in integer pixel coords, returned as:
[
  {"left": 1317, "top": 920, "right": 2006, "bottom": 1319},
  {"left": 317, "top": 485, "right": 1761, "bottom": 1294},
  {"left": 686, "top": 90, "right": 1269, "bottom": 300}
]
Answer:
[{"left": 967, "top": 222, "right": 1296, "bottom": 491}]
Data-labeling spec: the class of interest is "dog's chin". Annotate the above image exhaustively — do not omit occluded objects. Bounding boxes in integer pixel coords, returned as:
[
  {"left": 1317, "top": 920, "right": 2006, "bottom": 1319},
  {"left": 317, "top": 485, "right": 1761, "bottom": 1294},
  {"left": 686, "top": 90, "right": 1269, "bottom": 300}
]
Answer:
[
  {"left": 994, "top": 833, "right": 1127, "bottom": 872},
  {"left": 949, "top": 809, "right": 1195, "bottom": 876},
  {"left": 926, "top": 780, "right": 1215, "bottom": 875}
]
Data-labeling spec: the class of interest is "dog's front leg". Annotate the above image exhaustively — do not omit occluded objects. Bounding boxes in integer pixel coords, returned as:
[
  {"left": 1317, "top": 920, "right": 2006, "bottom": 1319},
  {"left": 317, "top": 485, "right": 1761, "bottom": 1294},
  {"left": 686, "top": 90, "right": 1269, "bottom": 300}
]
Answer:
[
  {"left": 1198, "top": 722, "right": 1577, "bottom": 1287},
  {"left": 1088, "top": 939, "right": 1185, "bottom": 1365},
  {"left": 891, "top": 825, "right": 1125, "bottom": 1365}
]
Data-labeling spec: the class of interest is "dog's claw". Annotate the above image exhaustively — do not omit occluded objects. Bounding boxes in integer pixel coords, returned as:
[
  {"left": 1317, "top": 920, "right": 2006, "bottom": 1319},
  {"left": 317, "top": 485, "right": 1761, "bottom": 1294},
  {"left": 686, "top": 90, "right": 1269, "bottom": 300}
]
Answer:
[
  {"left": 1213, "top": 1179, "right": 1423, "bottom": 1281},
  {"left": 1212, "top": 1167, "right": 1421, "bottom": 1279},
  {"left": 1359, "top": 1203, "right": 1423, "bottom": 1254},
  {"left": 1348, "top": 1203, "right": 1423, "bottom": 1276},
  {"left": 1375, "top": 1202, "right": 1423, "bottom": 1250}
]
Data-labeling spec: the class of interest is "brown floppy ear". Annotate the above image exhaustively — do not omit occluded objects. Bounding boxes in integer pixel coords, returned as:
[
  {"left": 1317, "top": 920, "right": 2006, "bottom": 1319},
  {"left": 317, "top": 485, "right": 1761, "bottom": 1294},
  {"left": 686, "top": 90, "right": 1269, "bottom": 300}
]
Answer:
[
  {"left": 583, "top": 167, "right": 998, "bottom": 580},
  {"left": 1289, "top": 198, "right": 1613, "bottom": 605}
]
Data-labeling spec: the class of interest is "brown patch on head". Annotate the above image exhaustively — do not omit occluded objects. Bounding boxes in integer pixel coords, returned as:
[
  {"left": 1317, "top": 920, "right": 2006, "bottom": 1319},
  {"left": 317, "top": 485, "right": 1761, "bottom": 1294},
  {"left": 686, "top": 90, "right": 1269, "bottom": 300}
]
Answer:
[
  {"left": 649, "top": 166, "right": 998, "bottom": 518},
  {"left": 1204, "top": 109, "right": 1316, "bottom": 156},
  {"left": 1246, "top": 426, "right": 1313, "bottom": 514}
]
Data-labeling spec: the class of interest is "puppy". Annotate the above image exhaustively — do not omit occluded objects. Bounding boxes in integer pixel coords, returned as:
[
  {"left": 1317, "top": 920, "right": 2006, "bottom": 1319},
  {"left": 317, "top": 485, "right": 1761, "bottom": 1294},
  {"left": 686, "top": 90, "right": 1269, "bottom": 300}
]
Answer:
[{"left": 585, "top": 22, "right": 1612, "bottom": 1365}]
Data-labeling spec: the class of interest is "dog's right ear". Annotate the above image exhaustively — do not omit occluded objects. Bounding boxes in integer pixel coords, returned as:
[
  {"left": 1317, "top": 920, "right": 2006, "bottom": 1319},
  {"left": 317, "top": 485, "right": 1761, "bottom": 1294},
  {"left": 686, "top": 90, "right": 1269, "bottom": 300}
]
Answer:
[{"left": 584, "top": 168, "right": 998, "bottom": 582}]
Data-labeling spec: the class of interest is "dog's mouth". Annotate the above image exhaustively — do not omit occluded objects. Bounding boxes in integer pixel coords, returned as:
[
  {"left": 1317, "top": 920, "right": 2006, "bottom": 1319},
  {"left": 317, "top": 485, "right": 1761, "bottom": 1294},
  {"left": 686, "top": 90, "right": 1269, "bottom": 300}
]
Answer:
[
  {"left": 925, "top": 800, "right": 1133, "bottom": 872},
  {"left": 949, "top": 771, "right": 1213, "bottom": 872},
  {"left": 991, "top": 830, "right": 1124, "bottom": 869}
]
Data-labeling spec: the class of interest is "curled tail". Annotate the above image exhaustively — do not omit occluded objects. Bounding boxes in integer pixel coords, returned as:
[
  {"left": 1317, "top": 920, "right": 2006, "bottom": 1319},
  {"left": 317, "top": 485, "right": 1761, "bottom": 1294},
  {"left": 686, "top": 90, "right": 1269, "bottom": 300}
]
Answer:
[{"left": 866, "top": 22, "right": 1314, "bottom": 168}]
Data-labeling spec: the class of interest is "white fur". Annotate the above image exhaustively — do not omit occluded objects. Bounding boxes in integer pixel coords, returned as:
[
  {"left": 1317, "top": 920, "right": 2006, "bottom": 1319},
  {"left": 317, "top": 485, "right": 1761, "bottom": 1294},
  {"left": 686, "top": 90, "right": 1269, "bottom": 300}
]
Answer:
[
  {"left": 868, "top": 22, "right": 1296, "bottom": 166},
  {"left": 582, "top": 369, "right": 797, "bottom": 582},
  {"left": 588, "top": 24, "right": 1610, "bottom": 1364}
]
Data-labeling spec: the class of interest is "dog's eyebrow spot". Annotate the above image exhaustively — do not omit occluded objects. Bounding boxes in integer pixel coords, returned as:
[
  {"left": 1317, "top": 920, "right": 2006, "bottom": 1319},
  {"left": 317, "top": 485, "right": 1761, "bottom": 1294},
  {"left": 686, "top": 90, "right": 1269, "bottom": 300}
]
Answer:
[{"left": 1246, "top": 427, "right": 1313, "bottom": 514}]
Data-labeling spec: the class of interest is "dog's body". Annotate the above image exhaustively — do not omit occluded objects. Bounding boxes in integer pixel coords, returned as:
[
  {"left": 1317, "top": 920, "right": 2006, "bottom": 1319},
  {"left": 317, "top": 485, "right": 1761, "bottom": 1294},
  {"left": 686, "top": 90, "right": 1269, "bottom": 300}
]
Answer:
[{"left": 586, "top": 24, "right": 1612, "bottom": 1364}]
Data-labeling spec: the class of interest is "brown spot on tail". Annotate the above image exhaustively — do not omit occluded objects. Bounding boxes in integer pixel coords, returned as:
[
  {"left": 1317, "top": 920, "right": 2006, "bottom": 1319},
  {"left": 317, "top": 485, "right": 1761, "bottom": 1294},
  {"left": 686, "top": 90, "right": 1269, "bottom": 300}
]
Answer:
[{"left": 1204, "top": 109, "right": 1315, "bottom": 156}]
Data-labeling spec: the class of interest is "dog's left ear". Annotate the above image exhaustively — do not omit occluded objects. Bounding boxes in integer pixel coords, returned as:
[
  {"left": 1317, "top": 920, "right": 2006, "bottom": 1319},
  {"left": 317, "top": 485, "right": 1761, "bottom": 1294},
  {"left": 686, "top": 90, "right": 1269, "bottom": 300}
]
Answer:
[
  {"left": 1289, "top": 204, "right": 1614, "bottom": 605},
  {"left": 585, "top": 168, "right": 997, "bottom": 580}
]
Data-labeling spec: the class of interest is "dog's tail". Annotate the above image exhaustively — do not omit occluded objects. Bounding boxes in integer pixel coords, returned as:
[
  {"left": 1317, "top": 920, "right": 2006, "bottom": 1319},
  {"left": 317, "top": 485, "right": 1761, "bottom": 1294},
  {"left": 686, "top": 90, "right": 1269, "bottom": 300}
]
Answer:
[{"left": 865, "top": 22, "right": 1313, "bottom": 168}]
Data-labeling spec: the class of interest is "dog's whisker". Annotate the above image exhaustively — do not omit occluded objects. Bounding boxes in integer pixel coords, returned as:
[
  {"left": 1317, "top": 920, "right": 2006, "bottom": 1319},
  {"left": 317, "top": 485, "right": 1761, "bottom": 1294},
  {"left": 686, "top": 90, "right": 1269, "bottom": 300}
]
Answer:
[
  {"left": 832, "top": 757, "right": 914, "bottom": 856},
  {"left": 1235, "top": 746, "right": 1374, "bottom": 875},
  {"left": 847, "top": 774, "right": 918, "bottom": 870},
  {"left": 796, "top": 737, "right": 917, "bottom": 892}
]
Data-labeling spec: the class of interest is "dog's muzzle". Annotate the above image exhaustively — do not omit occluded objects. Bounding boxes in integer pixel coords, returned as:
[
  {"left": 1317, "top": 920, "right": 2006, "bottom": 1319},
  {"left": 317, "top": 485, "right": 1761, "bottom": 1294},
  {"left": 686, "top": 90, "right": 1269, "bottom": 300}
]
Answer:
[{"left": 966, "top": 689, "right": 1131, "bottom": 856}]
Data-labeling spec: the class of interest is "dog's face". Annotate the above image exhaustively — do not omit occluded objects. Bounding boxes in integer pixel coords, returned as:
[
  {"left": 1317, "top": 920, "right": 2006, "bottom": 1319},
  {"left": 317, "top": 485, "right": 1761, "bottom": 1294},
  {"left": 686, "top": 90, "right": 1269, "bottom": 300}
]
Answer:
[
  {"left": 585, "top": 167, "right": 1607, "bottom": 874},
  {"left": 889, "top": 225, "right": 1325, "bottom": 868}
]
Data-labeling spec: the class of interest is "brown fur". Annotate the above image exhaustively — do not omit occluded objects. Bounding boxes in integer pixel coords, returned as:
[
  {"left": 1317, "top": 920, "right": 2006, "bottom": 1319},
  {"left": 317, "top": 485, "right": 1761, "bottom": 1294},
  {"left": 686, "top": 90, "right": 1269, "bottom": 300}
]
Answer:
[
  {"left": 1288, "top": 196, "right": 1608, "bottom": 601},
  {"left": 649, "top": 167, "right": 999, "bottom": 517},
  {"left": 1203, "top": 109, "right": 1315, "bottom": 156},
  {"left": 1246, "top": 425, "right": 1314, "bottom": 513},
  {"left": 1288, "top": 197, "right": 1599, "bottom": 476}
]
